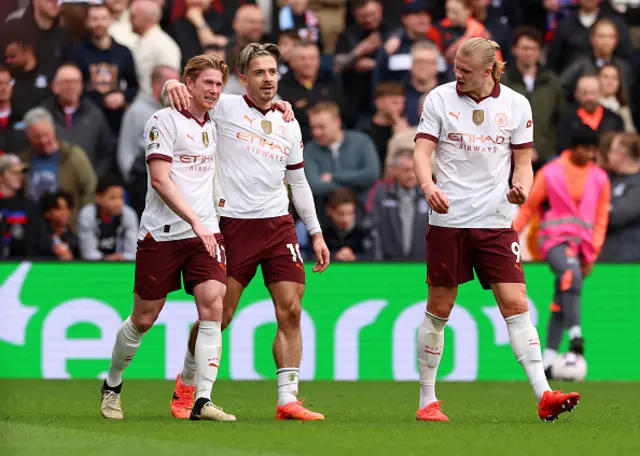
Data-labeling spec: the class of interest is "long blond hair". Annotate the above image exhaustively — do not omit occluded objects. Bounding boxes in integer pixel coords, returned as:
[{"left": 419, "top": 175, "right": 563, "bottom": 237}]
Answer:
[{"left": 458, "top": 37, "right": 505, "bottom": 82}]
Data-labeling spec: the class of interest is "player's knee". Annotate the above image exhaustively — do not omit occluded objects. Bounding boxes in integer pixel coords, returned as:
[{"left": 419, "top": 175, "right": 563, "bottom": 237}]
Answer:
[
  {"left": 194, "top": 281, "right": 225, "bottom": 321},
  {"left": 498, "top": 287, "right": 528, "bottom": 318},
  {"left": 276, "top": 300, "right": 302, "bottom": 331},
  {"left": 197, "top": 296, "right": 223, "bottom": 321},
  {"left": 426, "top": 295, "right": 455, "bottom": 319},
  {"left": 130, "top": 310, "right": 158, "bottom": 333}
]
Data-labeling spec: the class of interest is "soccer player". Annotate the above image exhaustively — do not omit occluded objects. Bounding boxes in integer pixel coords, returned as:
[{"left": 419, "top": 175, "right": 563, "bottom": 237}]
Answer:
[
  {"left": 413, "top": 37, "right": 580, "bottom": 422},
  {"left": 513, "top": 125, "right": 610, "bottom": 377},
  {"left": 163, "top": 43, "right": 330, "bottom": 421},
  {"left": 100, "top": 55, "right": 235, "bottom": 422}
]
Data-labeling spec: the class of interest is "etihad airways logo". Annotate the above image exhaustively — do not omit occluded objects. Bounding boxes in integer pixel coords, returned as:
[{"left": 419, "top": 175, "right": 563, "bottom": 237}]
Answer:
[
  {"left": 448, "top": 132, "right": 506, "bottom": 154},
  {"left": 447, "top": 133, "right": 506, "bottom": 144},
  {"left": 236, "top": 132, "right": 291, "bottom": 164},
  {"left": 179, "top": 153, "right": 214, "bottom": 172}
]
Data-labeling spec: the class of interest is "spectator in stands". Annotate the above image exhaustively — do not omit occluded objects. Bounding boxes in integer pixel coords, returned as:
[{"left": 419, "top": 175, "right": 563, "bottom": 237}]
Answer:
[
  {"left": 374, "top": 1, "right": 443, "bottom": 89},
  {"left": 38, "top": 190, "right": 79, "bottom": 260},
  {"left": 278, "top": 0, "right": 321, "bottom": 47},
  {"left": 556, "top": 73, "right": 624, "bottom": 153},
  {"left": 547, "top": 0, "right": 632, "bottom": 73},
  {"left": 278, "top": 40, "right": 350, "bottom": 141},
  {"left": 384, "top": 93, "right": 430, "bottom": 179},
  {"left": 119, "top": 65, "right": 181, "bottom": 217},
  {"left": 518, "top": 0, "right": 574, "bottom": 40},
  {"left": 359, "top": 82, "right": 409, "bottom": 175},
  {"left": 18, "top": 107, "right": 97, "bottom": 229},
  {"left": 277, "top": 30, "right": 300, "bottom": 78},
  {"left": 41, "top": 63, "right": 116, "bottom": 178},
  {"left": 203, "top": 43, "right": 227, "bottom": 60},
  {"left": 58, "top": 1, "right": 90, "bottom": 42},
  {"left": 106, "top": 0, "right": 138, "bottom": 50},
  {"left": 559, "top": 18, "right": 634, "bottom": 105},
  {"left": 78, "top": 175, "right": 137, "bottom": 261},
  {"left": 438, "top": 0, "right": 494, "bottom": 65},
  {"left": 403, "top": 40, "right": 441, "bottom": 126},
  {"left": 5, "top": 0, "right": 73, "bottom": 74},
  {"left": 304, "top": 101, "right": 380, "bottom": 207},
  {"left": 599, "top": 132, "right": 640, "bottom": 262},
  {"left": 598, "top": 63, "right": 637, "bottom": 133},
  {"left": 307, "top": 0, "right": 347, "bottom": 55},
  {"left": 130, "top": 0, "right": 181, "bottom": 97},
  {"left": 468, "top": 0, "right": 514, "bottom": 61},
  {"left": 0, "top": 154, "right": 45, "bottom": 259},
  {"left": 321, "top": 187, "right": 373, "bottom": 262},
  {"left": 334, "top": 0, "right": 390, "bottom": 122},
  {"left": 0, "top": 65, "right": 28, "bottom": 155},
  {"left": 225, "top": 4, "right": 267, "bottom": 73},
  {"left": 170, "top": 0, "right": 230, "bottom": 70},
  {"left": 501, "top": 26, "right": 566, "bottom": 169},
  {"left": 66, "top": 4, "right": 139, "bottom": 135},
  {"left": 4, "top": 29, "right": 54, "bottom": 120},
  {"left": 369, "top": 148, "right": 428, "bottom": 261}
]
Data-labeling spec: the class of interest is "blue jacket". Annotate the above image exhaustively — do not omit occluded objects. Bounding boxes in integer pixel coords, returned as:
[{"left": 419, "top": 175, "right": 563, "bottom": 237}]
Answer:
[{"left": 67, "top": 39, "right": 139, "bottom": 134}]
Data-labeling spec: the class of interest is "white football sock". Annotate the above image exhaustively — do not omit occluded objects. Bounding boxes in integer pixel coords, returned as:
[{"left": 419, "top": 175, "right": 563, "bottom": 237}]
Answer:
[
  {"left": 568, "top": 325, "right": 582, "bottom": 340},
  {"left": 417, "top": 311, "right": 447, "bottom": 409},
  {"left": 180, "top": 349, "right": 196, "bottom": 386},
  {"left": 506, "top": 311, "right": 551, "bottom": 402},
  {"left": 542, "top": 348, "right": 558, "bottom": 371},
  {"left": 106, "top": 316, "right": 143, "bottom": 388},
  {"left": 277, "top": 368, "right": 299, "bottom": 406},
  {"left": 195, "top": 321, "right": 222, "bottom": 400}
]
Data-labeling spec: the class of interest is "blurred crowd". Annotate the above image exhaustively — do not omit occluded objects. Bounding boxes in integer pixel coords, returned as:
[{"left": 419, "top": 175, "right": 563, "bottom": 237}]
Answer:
[{"left": 0, "top": 0, "right": 639, "bottom": 262}]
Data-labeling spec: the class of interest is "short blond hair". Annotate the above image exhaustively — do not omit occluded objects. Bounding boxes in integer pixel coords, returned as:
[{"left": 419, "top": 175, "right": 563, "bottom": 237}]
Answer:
[
  {"left": 458, "top": 37, "right": 505, "bottom": 82},
  {"left": 308, "top": 101, "right": 341, "bottom": 119},
  {"left": 182, "top": 55, "right": 230, "bottom": 85},
  {"left": 236, "top": 43, "right": 281, "bottom": 75}
]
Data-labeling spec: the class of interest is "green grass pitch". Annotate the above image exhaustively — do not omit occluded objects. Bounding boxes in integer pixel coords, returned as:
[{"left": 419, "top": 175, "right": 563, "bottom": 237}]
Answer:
[{"left": 1, "top": 380, "right": 638, "bottom": 456}]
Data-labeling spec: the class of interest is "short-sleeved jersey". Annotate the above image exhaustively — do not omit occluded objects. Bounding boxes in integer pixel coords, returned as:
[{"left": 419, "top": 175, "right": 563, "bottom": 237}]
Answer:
[
  {"left": 210, "top": 94, "right": 304, "bottom": 219},
  {"left": 416, "top": 82, "right": 534, "bottom": 228},
  {"left": 139, "top": 108, "right": 220, "bottom": 241}
]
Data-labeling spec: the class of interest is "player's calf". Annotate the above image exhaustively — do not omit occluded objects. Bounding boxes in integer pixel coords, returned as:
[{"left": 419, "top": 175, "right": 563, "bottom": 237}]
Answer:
[
  {"left": 505, "top": 311, "right": 551, "bottom": 402},
  {"left": 192, "top": 280, "right": 226, "bottom": 415}
]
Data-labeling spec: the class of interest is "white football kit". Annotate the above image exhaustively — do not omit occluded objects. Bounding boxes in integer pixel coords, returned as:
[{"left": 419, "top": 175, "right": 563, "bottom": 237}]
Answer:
[
  {"left": 416, "top": 82, "right": 534, "bottom": 228},
  {"left": 209, "top": 94, "right": 321, "bottom": 234},
  {"left": 139, "top": 108, "right": 220, "bottom": 241}
]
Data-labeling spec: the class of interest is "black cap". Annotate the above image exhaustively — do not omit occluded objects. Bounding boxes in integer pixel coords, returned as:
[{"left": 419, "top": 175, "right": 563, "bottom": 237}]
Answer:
[
  {"left": 403, "top": 0, "right": 432, "bottom": 15},
  {"left": 570, "top": 124, "right": 600, "bottom": 148}
]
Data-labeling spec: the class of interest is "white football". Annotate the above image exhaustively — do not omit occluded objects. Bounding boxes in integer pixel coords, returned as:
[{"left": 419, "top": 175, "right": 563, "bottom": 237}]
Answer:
[{"left": 551, "top": 352, "right": 587, "bottom": 381}]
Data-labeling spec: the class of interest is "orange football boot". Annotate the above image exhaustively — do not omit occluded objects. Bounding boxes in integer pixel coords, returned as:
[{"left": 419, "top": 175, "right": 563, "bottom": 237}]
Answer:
[
  {"left": 170, "top": 374, "right": 195, "bottom": 419},
  {"left": 538, "top": 390, "right": 580, "bottom": 422},
  {"left": 416, "top": 401, "right": 449, "bottom": 421},
  {"left": 275, "top": 399, "right": 324, "bottom": 421}
]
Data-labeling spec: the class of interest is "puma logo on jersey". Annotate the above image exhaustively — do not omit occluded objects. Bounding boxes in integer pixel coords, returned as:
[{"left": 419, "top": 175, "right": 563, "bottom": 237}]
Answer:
[
  {"left": 449, "top": 112, "right": 460, "bottom": 121},
  {"left": 186, "top": 133, "right": 195, "bottom": 142},
  {"left": 244, "top": 115, "right": 256, "bottom": 125}
]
